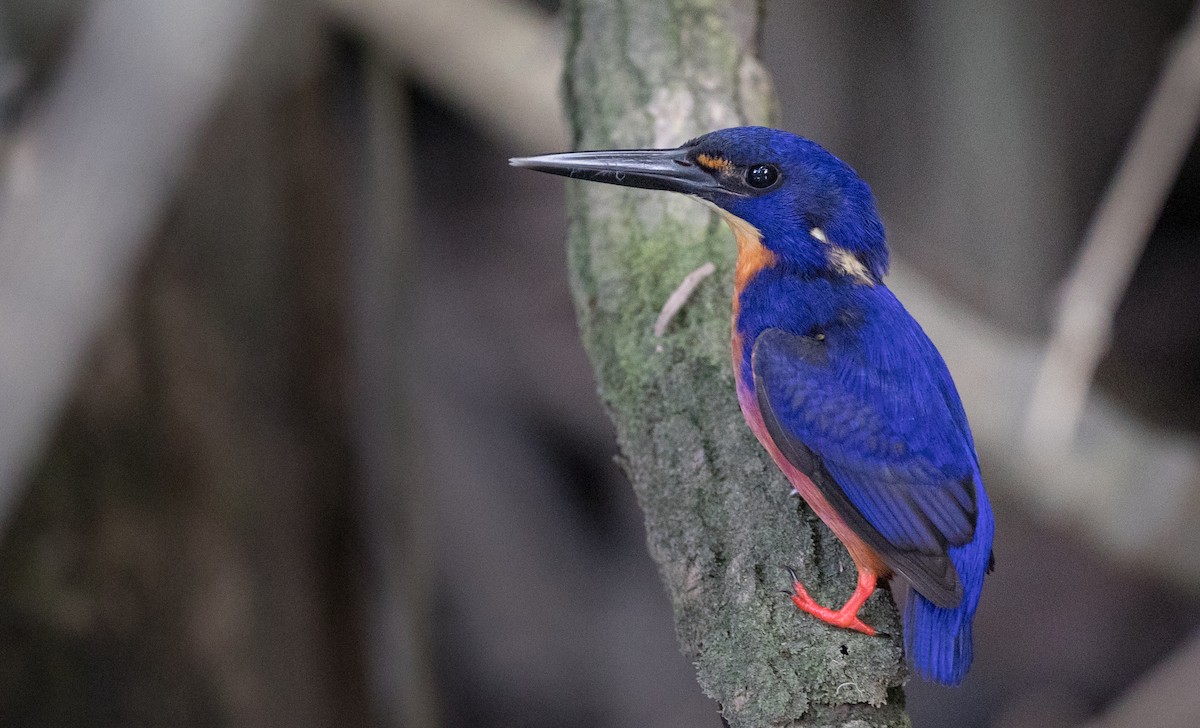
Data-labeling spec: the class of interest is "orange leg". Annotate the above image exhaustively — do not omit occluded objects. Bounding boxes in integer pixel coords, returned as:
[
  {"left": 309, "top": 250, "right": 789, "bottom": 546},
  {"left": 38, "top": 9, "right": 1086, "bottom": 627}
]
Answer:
[{"left": 786, "top": 566, "right": 878, "bottom": 636}]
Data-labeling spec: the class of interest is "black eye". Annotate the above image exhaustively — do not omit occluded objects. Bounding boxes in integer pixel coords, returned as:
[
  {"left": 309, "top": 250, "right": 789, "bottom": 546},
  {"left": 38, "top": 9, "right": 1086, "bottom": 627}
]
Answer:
[{"left": 746, "top": 164, "right": 779, "bottom": 189}]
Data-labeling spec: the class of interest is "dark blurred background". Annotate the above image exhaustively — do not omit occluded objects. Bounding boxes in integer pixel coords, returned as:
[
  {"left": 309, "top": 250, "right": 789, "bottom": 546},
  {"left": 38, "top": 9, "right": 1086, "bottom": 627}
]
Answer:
[{"left": 1, "top": 1, "right": 1200, "bottom": 727}]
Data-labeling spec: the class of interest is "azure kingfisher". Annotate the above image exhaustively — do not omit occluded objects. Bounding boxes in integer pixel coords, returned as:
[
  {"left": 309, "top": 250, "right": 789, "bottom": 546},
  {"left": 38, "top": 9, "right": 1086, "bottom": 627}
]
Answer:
[{"left": 511, "top": 126, "right": 994, "bottom": 685}]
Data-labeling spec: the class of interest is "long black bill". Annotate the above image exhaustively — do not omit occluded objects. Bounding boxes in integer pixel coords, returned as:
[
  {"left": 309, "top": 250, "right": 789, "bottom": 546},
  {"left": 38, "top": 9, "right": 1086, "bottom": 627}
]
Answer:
[{"left": 509, "top": 147, "right": 720, "bottom": 196}]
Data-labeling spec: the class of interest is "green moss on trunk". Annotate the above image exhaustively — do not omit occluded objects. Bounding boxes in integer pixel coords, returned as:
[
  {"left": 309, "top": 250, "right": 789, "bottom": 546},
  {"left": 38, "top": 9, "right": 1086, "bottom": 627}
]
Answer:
[{"left": 563, "top": 1, "right": 910, "bottom": 726}]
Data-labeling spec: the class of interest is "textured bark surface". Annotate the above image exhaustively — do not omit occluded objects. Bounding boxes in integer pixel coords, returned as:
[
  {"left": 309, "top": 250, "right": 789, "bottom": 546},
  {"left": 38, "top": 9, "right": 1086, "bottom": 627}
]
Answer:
[{"left": 563, "top": 1, "right": 909, "bottom": 726}]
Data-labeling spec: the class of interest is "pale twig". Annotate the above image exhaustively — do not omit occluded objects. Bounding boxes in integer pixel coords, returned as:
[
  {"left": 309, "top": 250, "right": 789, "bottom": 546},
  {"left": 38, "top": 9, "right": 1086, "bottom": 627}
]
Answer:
[
  {"left": 1025, "top": 3, "right": 1200, "bottom": 455},
  {"left": 654, "top": 262, "right": 716, "bottom": 337}
]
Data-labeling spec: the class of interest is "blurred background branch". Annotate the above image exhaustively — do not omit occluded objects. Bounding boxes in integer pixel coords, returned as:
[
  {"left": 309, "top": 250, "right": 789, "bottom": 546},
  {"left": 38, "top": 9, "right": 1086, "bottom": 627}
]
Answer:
[
  {"left": 0, "top": 0, "right": 263, "bottom": 528},
  {"left": 1085, "top": 629, "right": 1200, "bottom": 728},
  {"left": 0, "top": 1, "right": 1199, "bottom": 727},
  {"left": 1026, "top": 1, "right": 1200, "bottom": 456},
  {"left": 344, "top": 50, "right": 441, "bottom": 728},
  {"left": 322, "top": 0, "right": 567, "bottom": 152}
]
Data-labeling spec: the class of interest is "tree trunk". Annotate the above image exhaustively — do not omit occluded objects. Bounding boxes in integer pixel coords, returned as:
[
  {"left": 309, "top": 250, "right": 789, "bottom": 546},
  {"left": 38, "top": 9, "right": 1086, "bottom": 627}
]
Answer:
[{"left": 563, "top": 1, "right": 909, "bottom": 726}]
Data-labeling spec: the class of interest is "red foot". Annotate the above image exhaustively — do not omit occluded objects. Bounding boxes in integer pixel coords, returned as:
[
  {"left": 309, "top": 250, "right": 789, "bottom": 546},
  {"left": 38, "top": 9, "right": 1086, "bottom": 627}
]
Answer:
[{"left": 787, "top": 567, "right": 878, "bottom": 636}]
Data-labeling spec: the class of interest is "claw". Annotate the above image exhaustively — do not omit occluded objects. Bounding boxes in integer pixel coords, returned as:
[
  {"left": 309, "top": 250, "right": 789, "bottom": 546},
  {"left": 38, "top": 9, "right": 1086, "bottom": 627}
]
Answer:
[{"left": 784, "top": 566, "right": 879, "bottom": 637}]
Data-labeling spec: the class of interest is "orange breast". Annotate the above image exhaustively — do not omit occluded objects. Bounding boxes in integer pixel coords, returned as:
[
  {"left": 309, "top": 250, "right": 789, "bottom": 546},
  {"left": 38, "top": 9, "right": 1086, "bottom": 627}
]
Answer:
[{"left": 720, "top": 210, "right": 775, "bottom": 377}]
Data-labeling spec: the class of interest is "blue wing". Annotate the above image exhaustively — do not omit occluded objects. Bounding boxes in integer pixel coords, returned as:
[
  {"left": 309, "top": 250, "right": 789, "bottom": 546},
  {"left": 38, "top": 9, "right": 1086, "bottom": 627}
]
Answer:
[{"left": 751, "top": 294, "right": 979, "bottom": 607}]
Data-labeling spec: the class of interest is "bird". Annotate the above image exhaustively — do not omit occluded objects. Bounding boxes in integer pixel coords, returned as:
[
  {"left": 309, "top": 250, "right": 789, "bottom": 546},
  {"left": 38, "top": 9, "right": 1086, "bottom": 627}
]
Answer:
[{"left": 510, "top": 126, "right": 994, "bottom": 685}]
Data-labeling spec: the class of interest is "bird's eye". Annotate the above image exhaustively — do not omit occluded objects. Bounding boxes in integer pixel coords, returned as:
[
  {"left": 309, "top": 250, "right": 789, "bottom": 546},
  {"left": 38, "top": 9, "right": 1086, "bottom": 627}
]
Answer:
[{"left": 746, "top": 164, "right": 780, "bottom": 189}]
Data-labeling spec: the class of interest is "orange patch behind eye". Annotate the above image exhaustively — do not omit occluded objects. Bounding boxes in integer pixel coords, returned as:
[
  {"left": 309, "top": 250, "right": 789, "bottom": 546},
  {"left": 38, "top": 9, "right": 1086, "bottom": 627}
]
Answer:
[{"left": 696, "top": 153, "right": 734, "bottom": 174}]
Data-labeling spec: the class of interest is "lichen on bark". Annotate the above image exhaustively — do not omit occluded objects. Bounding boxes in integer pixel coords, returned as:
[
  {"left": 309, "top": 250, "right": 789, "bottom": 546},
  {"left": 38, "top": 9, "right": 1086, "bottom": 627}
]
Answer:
[{"left": 562, "top": 1, "right": 910, "bottom": 726}]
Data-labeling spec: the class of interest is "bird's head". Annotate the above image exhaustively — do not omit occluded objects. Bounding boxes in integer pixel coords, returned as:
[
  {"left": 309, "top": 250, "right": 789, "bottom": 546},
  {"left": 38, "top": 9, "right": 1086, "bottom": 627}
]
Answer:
[{"left": 511, "top": 126, "right": 888, "bottom": 282}]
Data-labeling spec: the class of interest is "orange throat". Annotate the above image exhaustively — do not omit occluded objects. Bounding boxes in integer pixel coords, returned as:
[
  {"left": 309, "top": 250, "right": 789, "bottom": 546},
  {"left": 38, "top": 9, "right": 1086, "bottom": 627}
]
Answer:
[
  {"left": 715, "top": 208, "right": 774, "bottom": 378},
  {"left": 723, "top": 212, "right": 775, "bottom": 292}
]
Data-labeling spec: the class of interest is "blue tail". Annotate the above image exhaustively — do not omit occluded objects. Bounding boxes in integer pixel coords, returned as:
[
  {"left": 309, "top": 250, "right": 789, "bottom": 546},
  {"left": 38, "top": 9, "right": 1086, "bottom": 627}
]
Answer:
[{"left": 904, "top": 478, "right": 994, "bottom": 685}]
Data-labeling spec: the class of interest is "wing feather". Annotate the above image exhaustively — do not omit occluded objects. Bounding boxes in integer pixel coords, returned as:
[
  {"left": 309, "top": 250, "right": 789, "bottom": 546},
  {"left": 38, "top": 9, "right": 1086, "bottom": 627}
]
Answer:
[{"left": 752, "top": 326, "right": 978, "bottom": 608}]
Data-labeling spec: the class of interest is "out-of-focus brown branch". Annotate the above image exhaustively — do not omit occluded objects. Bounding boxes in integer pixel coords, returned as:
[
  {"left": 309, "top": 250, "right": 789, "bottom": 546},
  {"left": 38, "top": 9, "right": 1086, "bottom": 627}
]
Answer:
[
  {"left": 1026, "top": 2, "right": 1200, "bottom": 454},
  {"left": 345, "top": 53, "right": 441, "bottom": 728},
  {"left": 0, "top": 0, "right": 263, "bottom": 530},
  {"left": 321, "top": 0, "right": 567, "bottom": 153},
  {"left": 1083, "top": 630, "right": 1200, "bottom": 728}
]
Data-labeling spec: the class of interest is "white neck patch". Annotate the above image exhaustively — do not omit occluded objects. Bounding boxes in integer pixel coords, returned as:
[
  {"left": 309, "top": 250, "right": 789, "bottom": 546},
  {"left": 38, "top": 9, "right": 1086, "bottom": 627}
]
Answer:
[{"left": 810, "top": 227, "right": 873, "bottom": 285}]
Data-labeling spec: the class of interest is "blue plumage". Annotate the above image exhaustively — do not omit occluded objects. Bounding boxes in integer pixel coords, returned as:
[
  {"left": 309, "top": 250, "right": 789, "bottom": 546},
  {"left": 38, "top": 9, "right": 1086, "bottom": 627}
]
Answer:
[
  {"left": 748, "top": 285, "right": 977, "bottom": 554},
  {"left": 746, "top": 282, "right": 993, "bottom": 683},
  {"left": 906, "top": 474, "right": 993, "bottom": 684},
  {"left": 719, "top": 128, "right": 994, "bottom": 684},
  {"left": 511, "top": 126, "right": 995, "bottom": 686}
]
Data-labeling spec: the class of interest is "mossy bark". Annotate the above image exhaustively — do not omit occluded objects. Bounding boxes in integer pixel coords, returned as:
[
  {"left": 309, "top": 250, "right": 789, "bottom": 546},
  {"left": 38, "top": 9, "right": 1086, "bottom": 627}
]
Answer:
[{"left": 563, "top": 2, "right": 910, "bottom": 726}]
